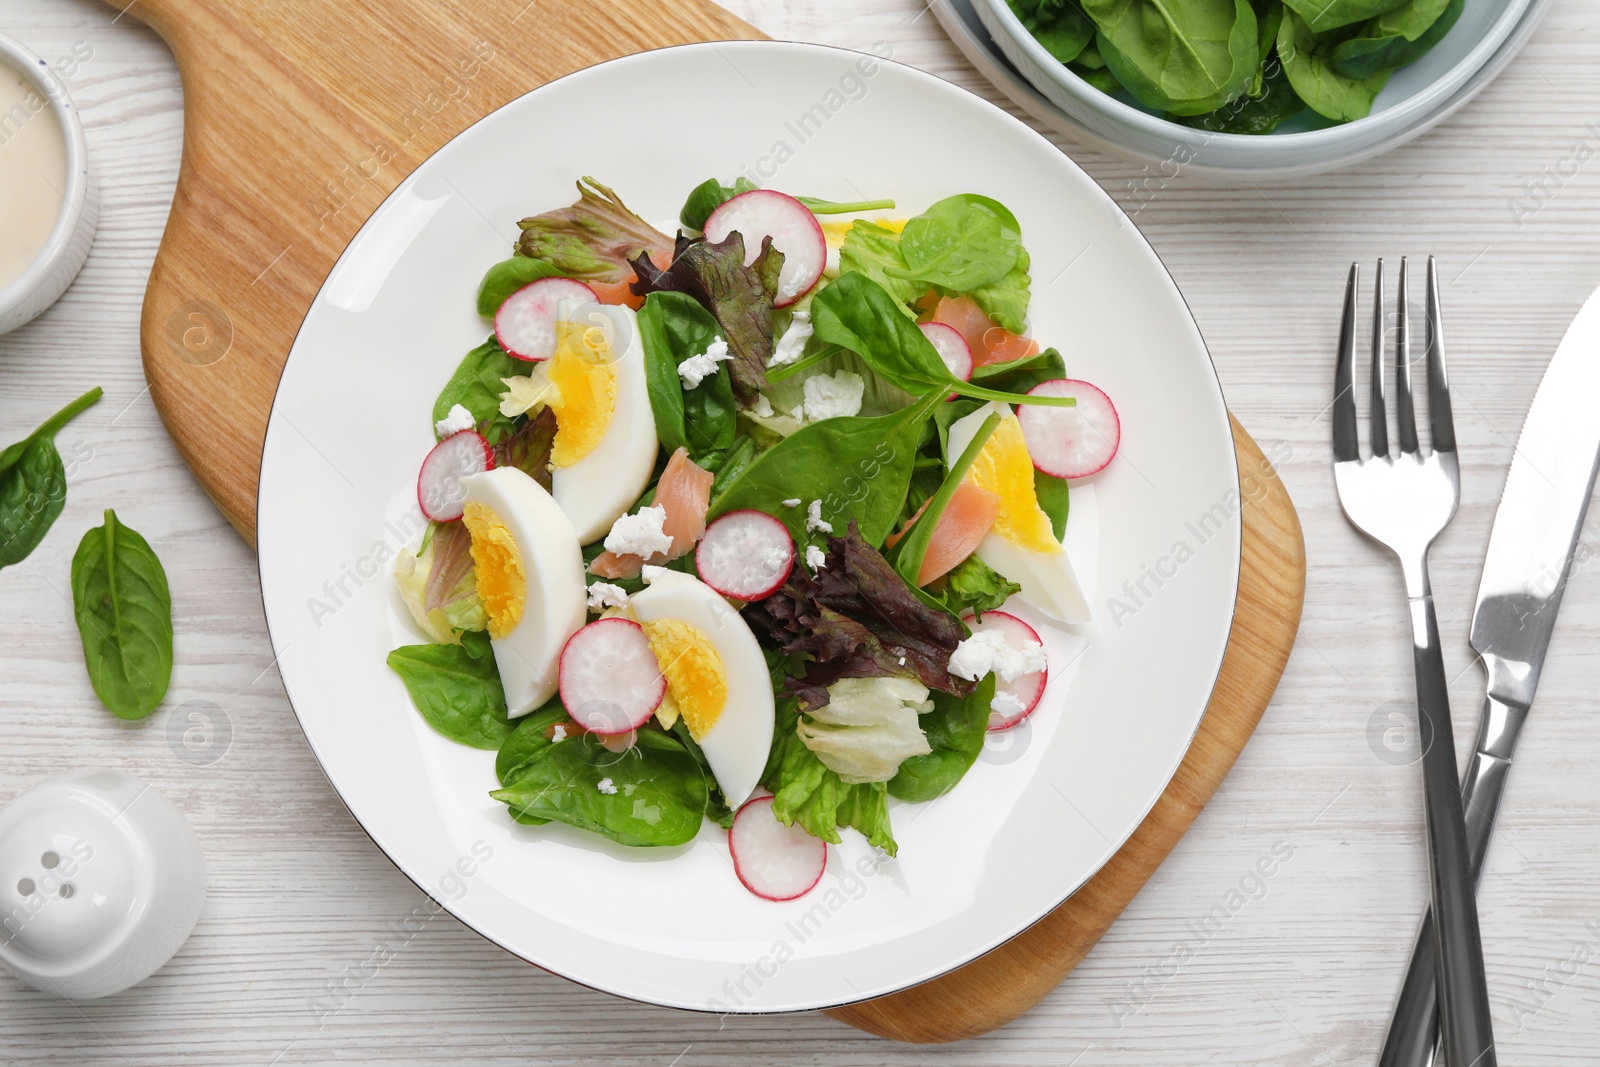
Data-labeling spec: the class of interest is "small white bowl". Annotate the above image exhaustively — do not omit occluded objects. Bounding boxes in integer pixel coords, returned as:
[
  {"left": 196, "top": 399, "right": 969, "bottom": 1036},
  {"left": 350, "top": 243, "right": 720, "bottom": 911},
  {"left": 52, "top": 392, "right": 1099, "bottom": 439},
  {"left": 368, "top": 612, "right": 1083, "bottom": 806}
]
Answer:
[
  {"left": 974, "top": 0, "right": 1538, "bottom": 177},
  {"left": 0, "top": 33, "right": 96, "bottom": 336}
]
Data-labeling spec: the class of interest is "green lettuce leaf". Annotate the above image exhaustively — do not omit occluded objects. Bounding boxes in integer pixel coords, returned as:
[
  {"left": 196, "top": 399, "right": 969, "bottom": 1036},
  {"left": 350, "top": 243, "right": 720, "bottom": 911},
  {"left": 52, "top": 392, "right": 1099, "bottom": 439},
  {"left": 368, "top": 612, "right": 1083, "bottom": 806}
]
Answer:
[
  {"left": 924, "top": 555, "right": 1022, "bottom": 619},
  {"left": 765, "top": 702, "right": 898, "bottom": 854},
  {"left": 838, "top": 220, "right": 924, "bottom": 311}
]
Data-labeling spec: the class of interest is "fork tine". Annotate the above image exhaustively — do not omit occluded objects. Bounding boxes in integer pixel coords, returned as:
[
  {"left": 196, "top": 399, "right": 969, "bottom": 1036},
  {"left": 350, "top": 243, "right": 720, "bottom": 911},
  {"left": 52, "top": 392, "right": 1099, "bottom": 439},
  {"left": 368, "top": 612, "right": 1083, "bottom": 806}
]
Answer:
[
  {"left": 1395, "top": 257, "right": 1421, "bottom": 455},
  {"left": 1333, "top": 263, "right": 1360, "bottom": 463},
  {"left": 1425, "top": 256, "right": 1457, "bottom": 454},
  {"left": 1371, "top": 258, "right": 1389, "bottom": 459}
]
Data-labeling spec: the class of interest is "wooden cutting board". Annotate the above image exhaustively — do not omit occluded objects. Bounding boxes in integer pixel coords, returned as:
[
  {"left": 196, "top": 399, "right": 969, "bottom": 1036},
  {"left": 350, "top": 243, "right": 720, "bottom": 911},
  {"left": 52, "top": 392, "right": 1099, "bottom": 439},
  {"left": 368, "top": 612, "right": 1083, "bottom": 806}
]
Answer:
[{"left": 112, "top": 0, "right": 1305, "bottom": 1042}]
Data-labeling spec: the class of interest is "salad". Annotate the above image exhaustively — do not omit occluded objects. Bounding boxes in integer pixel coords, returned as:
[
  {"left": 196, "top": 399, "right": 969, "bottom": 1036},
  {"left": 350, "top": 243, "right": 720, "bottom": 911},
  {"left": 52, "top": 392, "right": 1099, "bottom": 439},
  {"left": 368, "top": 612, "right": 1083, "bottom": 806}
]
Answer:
[{"left": 385, "top": 177, "right": 1121, "bottom": 901}]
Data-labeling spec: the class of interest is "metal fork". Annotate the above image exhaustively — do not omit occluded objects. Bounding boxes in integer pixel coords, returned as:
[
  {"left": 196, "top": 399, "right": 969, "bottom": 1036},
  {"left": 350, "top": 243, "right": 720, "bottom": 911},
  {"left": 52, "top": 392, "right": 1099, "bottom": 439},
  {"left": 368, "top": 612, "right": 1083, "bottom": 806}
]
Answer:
[{"left": 1331, "top": 258, "right": 1496, "bottom": 1067}]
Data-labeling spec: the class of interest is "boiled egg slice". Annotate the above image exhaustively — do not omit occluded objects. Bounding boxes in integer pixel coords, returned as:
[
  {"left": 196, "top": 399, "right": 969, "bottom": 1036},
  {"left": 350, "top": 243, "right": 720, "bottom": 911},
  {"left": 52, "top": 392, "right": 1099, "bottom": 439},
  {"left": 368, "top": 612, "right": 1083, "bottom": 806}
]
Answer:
[
  {"left": 628, "top": 568, "right": 773, "bottom": 807},
  {"left": 459, "top": 466, "right": 587, "bottom": 716},
  {"left": 946, "top": 402, "right": 1090, "bottom": 623},
  {"left": 540, "top": 302, "right": 658, "bottom": 544}
]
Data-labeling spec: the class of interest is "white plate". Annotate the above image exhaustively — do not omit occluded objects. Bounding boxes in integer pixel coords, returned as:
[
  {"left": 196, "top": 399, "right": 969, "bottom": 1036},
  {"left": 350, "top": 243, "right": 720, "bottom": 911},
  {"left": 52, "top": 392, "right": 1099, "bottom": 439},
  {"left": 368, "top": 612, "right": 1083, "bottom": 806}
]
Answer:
[{"left": 256, "top": 41, "right": 1241, "bottom": 1013}]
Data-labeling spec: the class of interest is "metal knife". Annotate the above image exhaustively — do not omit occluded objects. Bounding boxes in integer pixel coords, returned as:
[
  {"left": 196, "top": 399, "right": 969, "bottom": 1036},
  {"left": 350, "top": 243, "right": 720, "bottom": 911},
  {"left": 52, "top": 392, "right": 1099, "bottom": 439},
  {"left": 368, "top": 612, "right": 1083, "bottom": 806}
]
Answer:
[{"left": 1378, "top": 286, "right": 1600, "bottom": 1067}]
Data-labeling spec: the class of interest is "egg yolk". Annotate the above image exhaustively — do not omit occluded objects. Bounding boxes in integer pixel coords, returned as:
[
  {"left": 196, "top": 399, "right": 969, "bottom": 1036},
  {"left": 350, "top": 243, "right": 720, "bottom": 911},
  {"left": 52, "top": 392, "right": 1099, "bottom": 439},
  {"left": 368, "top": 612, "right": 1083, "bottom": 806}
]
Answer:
[
  {"left": 641, "top": 619, "right": 727, "bottom": 742},
  {"left": 462, "top": 502, "right": 526, "bottom": 640},
  {"left": 963, "top": 414, "right": 1059, "bottom": 555},
  {"left": 546, "top": 315, "right": 618, "bottom": 468}
]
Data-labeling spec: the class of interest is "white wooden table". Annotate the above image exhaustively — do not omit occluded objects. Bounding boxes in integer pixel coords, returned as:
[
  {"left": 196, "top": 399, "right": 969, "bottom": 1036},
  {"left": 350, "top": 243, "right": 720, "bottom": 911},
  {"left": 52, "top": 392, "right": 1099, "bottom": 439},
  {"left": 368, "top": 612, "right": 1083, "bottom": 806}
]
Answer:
[{"left": 4, "top": 1, "right": 1599, "bottom": 1062}]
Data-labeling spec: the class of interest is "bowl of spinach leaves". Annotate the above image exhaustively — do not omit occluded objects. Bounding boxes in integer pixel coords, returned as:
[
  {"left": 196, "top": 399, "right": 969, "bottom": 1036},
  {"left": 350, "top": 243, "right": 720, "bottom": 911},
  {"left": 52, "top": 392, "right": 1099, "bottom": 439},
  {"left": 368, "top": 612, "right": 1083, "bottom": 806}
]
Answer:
[{"left": 976, "top": 0, "right": 1538, "bottom": 173}]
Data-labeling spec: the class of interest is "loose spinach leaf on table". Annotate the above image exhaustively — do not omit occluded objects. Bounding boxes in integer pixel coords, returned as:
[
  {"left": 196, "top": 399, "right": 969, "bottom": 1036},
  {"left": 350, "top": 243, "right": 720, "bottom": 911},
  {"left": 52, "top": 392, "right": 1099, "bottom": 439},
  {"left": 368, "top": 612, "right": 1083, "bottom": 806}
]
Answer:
[
  {"left": 71, "top": 509, "right": 173, "bottom": 721},
  {"left": 810, "top": 274, "right": 1074, "bottom": 408},
  {"left": 1330, "top": 0, "right": 1461, "bottom": 79},
  {"left": 433, "top": 336, "right": 520, "bottom": 443},
  {"left": 1007, "top": 0, "right": 1096, "bottom": 63},
  {"left": 764, "top": 702, "right": 898, "bottom": 854},
  {"left": 636, "top": 291, "right": 737, "bottom": 461},
  {"left": 1277, "top": 8, "right": 1392, "bottom": 121},
  {"left": 386, "top": 630, "right": 513, "bottom": 750},
  {"left": 475, "top": 255, "right": 565, "bottom": 317},
  {"left": 888, "top": 675, "right": 996, "bottom": 803},
  {"left": 892, "top": 194, "right": 1023, "bottom": 294},
  {"left": 491, "top": 729, "right": 710, "bottom": 847},
  {"left": 0, "top": 387, "right": 101, "bottom": 572},
  {"left": 1084, "top": 0, "right": 1259, "bottom": 116},
  {"left": 517, "top": 177, "right": 671, "bottom": 283},
  {"left": 709, "top": 389, "right": 945, "bottom": 547},
  {"left": 630, "top": 232, "right": 783, "bottom": 406}
]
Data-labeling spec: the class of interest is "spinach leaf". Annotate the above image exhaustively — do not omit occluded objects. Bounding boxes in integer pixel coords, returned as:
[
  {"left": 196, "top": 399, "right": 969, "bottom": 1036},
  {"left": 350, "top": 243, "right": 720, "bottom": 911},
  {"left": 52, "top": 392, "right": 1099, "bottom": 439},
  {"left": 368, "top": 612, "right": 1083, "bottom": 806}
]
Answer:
[
  {"left": 433, "top": 336, "right": 520, "bottom": 443},
  {"left": 765, "top": 703, "right": 897, "bottom": 854},
  {"left": 630, "top": 233, "right": 783, "bottom": 406},
  {"left": 1330, "top": 0, "right": 1461, "bottom": 79},
  {"left": 970, "top": 346, "right": 1067, "bottom": 396},
  {"left": 924, "top": 555, "right": 1021, "bottom": 619},
  {"left": 1277, "top": 8, "right": 1391, "bottom": 121},
  {"left": 495, "top": 701, "right": 571, "bottom": 786},
  {"left": 838, "top": 220, "right": 925, "bottom": 311},
  {"left": 888, "top": 675, "right": 995, "bottom": 802},
  {"left": 1178, "top": 55, "right": 1306, "bottom": 134},
  {"left": 386, "top": 630, "right": 513, "bottom": 750},
  {"left": 0, "top": 387, "right": 101, "bottom": 572},
  {"left": 491, "top": 729, "right": 710, "bottom": 847},
  {"left": 971, "top": 245, "right": 1033, "bottom": 335},
  {"left": 888, "top": 412, "right": 1001, "bottom": 587},
  {"left": 1007, "top": 0, "right": 1096, "bottom": 62},
  {"left": 670, "top": 720, "right": 736, "bottom": 828},
  {"left": 475, "top": 255, "right": 565, "bottom": 317},
  {"left": 517, "top": 177, "right": 671, "bottom": 283},
  {"left": 1073, "top": 61, "right": 1123, "bottom": 93},
  {"left": 679, "top": 176, "right": 757, "bottom": 231},
  {"left": 70, "top": 509, "right": 173, "bottom": 721},
  {"left": 1282, "top": 0, "right": 1410, "bottom": 33},
  {"left": 893, "top": 194, "right": 1022, "bottom": 293},
  {"left": 1035, "top": 469, "right": 1071, "bottom": 540},
  {"left": 710, "top": 390, "right": 944, "bottom": 547},
  {"left": 811, "top": 274, "right": 1074, "bottom": 408},
  {"left": 707, "top": 435, "right": 758, "bottom": 507},
  {"left": 1087, "top": 0, "right": 1259, "bottom": 116},
  {"left": 636, "top": 292, "right": 737, "bottom": 460}
]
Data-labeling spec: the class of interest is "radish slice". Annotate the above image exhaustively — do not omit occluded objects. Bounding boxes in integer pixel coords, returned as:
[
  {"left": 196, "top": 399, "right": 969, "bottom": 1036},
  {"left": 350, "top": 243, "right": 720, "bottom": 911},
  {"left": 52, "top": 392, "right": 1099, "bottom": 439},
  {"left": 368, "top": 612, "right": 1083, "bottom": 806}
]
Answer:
[
  {"left": 696, "top": 510, "right": 795, "bottom": 600},
  {"left": 729, "top": 795, "right": 826, "bottom": 901},
  {"left": 918, "top": 322, "right": 973, "bottom": 382},
  {"left": 494, "top": 277, "right": 598, "bottom": 361},
  {"left": 1018, "top": 378, "right": 1120, "bottom": 479},
  {"left": 417, "top": 430, "right": 494, "bottom": 522},
  {"left": 962, "top": 611, "right": 1048, "bottom": 731},
  {"left": 558, "top": 618, "right": 666, "bottom": 735},
  {"left": 703, "top": 190, "right": 826, "bottom": 307}
]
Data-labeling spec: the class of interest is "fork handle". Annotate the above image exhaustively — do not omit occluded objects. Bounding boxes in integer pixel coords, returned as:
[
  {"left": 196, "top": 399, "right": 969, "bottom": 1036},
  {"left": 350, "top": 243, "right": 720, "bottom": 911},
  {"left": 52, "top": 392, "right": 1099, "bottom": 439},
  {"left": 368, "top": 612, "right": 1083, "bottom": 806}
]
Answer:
[
  {"left": 1408, "top": 588, "right": 1497, "bottom": 1067},
  {"left": 1378, "top": 702, "right": 1514, "bottom": 1067}
]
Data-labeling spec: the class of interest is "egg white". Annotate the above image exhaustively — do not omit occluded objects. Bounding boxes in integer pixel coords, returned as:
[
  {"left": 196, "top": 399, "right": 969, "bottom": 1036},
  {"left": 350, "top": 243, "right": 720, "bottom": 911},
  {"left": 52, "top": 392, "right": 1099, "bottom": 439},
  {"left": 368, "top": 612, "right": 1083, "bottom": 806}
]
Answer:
[
  {"left": 550, "top": 302, "right": 658, "bottom": 544},
  {"left": 628, "top": 569, "right": 773, "bottom": 807},
  {"left": 459, "top": 467, "right": 587, "bottom": 716},
  {"left": 947, "top": 403, "right": 1090, "bottom": 624}
]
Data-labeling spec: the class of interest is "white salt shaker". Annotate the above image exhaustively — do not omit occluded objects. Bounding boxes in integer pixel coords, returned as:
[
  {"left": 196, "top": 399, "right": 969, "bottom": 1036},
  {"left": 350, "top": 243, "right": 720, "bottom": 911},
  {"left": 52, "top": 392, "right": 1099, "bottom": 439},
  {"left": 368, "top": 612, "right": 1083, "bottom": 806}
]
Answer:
[{"left": 0, "top": 769, "right": 205, "bottom": 999}]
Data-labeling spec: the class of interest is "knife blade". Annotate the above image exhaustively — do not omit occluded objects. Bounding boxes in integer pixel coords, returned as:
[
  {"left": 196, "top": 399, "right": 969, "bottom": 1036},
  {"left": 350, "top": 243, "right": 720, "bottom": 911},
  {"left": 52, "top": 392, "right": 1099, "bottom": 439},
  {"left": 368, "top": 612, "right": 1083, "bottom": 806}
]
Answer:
[{"left": 1379, "top": 286, "right": 1600, "bottom": 1067}]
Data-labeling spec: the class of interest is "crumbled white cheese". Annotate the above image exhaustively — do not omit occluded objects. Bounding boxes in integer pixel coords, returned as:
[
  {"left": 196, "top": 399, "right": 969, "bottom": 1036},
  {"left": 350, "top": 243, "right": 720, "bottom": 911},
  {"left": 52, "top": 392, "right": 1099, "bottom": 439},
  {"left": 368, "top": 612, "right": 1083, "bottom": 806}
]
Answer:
[
  {"left": 640, "top": 564, "right": 669, "bottom": 584},
  {"left": 782, "top": 498, "right": 802, "bottom": 508},
  {"left": 751, "top": 394, "right": 775, "bottom": 418},
  {"left": 801, "top": 370, "right": 865, "bottom": 421},
  {"left": 434, "top": 403, "right": 476, "bottom": 438},
  {"left": 586, "top": 582, "right": 630, "bottom": 611},
  {"left": 805, "top": 544, "right": 827, "bottom": 571},
  {"left": 806, "top": 499, "right": 833, "bottom": 534},
  {"left": 597, "top": 777, "right": 618, "bottom": 795},
  {"left": 678, "top": 336, "right": 732, "bottom": 388},
  {"left": 768, "top": 311, "right": 814, "bottom": 367},
  {"left": 990, "top": 691, "right": 1027, "bottom": 721},
  {"left": 603, "top": 506, "right": 673, "bottom": 558},
  {"left": 551, "top": 724, "right": 568, "bottom": 743},
  {"left": 948, "top": 630, "right": 1047, "bottom": 683}
]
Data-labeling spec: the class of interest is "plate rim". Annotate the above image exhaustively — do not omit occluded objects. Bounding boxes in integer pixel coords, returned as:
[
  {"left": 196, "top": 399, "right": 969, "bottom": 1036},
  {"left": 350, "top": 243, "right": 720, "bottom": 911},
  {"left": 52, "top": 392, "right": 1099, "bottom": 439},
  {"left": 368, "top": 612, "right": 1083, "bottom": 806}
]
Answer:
[{"left": 254, "top": 38, "right": 1243, "bottom": 1013}]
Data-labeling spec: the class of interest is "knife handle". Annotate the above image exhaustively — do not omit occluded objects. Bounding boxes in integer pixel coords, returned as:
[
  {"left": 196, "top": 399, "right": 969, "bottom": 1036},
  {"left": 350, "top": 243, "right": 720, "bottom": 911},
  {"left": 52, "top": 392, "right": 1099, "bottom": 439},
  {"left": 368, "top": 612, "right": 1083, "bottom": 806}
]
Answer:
[{"left": 1377, "top": 695, "right": 1517, "bottom": 1067}]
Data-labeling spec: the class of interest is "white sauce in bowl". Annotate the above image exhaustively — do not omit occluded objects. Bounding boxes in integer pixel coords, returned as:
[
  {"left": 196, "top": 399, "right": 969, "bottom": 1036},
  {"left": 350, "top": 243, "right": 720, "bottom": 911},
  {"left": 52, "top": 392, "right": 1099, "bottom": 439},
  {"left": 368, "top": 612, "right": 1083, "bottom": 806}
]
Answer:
[{"left": 0, "top": 62, "right": 67, "bottom": 289}]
